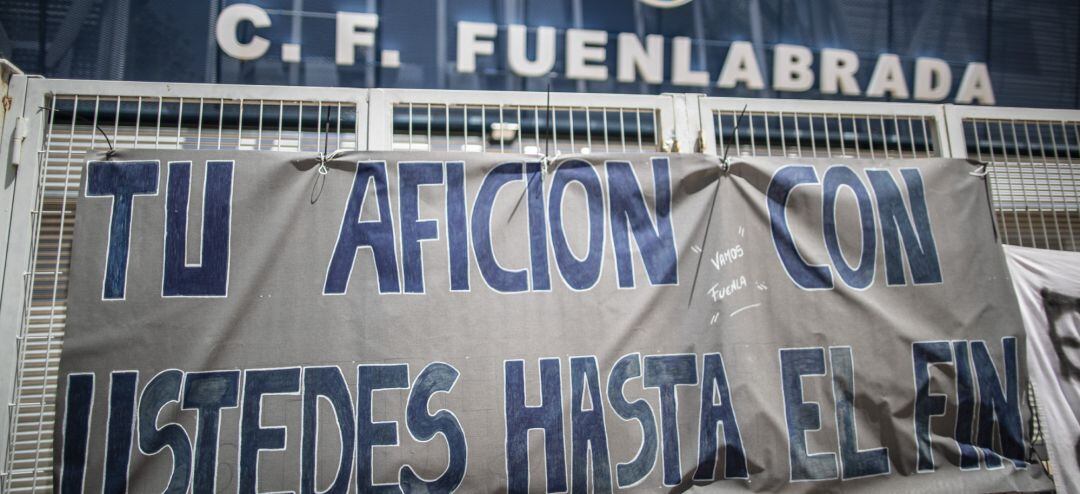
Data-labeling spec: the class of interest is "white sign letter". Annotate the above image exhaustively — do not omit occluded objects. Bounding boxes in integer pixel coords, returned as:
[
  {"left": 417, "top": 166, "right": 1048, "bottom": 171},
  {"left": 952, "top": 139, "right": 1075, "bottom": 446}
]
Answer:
[
  {"left": 215, "top": 3, "right": 271, "bottom": 61},
  {"left": 566, "top": 29, "right": 609, "bottom": 81},
  {"left": 773, "top": 44, "right": 814, "bottom": 92},
  {"left": 955, "top": 62, "right": 995, "bottom": 105},
  {"left": 617, "top": 33, "right": 664, "bottom": 84},
  {"left": 820, "top": 48, "right": 861, "bottom": 96},
  {"left": 507, "top": 25, "right": 556, "bottom": 77},
  {"left": 335, "top": 12, "right": 379, "bottom": 66},
  {"left": 716, "top": 41, "right": 764, "bottom": 90},
  {"left": 913, "top": 57, "right": 951, "bottom": 101},
  {"left": 866, "top": 54, "right": 910, "bottom": 99},
  {"left": 671, "top": 36, "right": 708, "bottom": 87},
  {"left": 457, "top": 21, "right": 497, "bottom": 74}
]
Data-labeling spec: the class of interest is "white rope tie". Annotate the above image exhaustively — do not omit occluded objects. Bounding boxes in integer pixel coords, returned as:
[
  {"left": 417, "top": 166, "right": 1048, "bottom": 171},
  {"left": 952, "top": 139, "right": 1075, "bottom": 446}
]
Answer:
[{"left": 315, "top": 149, "right": 349, "bottom": 175}]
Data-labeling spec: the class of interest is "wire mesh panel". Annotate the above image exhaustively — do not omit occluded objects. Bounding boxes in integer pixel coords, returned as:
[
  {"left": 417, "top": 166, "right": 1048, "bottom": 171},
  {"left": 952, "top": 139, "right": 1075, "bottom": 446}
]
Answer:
[
  {"left": 698, "top": 98, "right": 948, "bottom": 159},
  {"left": 711, "top": 110, "right": 940, "bottom": 159},
  {"left": 369, "top": 89, "right": 677, "bottom": 154},
  {"left": 2, "top": 85, "right": 364, "bottom": 493},
  {"left": 961, "top": 117, "right": 1080, "bottom": 252},
  {"left": 391, "top": 103, "right": 660, "bottom": 154}
]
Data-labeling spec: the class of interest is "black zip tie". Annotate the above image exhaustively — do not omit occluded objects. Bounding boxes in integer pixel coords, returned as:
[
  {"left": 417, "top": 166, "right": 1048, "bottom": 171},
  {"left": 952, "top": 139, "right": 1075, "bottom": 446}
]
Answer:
[
  {"left": 316, "top": 111, "right": 333, "bottom": 175},
  {"left": 40, "top": 105, "right": 116, "bottom": 159},
  {"left": 507, "top": 81, "right": 554, "bottom": 224},
  {"left": 544, "top": 81, "right": 552, "bottom": 163},
  {"left": 688, "top": 105, "right": 748, "bottom": 308}
]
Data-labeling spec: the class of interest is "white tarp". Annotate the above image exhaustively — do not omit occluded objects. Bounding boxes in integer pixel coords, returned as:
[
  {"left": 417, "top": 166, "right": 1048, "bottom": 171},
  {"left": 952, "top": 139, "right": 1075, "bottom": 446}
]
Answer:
[{"left": 1005, "top": 245, "right": 1080, "bottom": 492}]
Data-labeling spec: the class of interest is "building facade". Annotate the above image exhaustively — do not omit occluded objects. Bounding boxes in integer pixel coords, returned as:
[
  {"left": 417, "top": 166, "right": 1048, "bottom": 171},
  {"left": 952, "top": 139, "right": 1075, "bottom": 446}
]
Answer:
[{"left": 0, "top": 0, "right": 1077, "bottom": 107}]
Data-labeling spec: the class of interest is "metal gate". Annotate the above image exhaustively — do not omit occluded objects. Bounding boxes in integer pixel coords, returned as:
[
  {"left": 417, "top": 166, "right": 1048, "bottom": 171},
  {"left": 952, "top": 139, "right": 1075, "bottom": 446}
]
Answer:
[{"left": 0, "top": 73, "right": 1077, "bottom": 492}]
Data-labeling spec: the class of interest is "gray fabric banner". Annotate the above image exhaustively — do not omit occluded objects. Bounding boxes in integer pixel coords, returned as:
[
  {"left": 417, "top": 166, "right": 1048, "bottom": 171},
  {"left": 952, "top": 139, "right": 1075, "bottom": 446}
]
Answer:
[{"left": 56, "top": 150, "right": 1053, "bottom": 493}]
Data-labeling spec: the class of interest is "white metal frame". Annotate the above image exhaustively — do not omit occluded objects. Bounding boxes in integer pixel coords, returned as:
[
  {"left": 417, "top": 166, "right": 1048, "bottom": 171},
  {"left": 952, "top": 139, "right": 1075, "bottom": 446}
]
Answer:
[
  {"left": 0, "top": 76, "right": 369, "bottom": 492},
  {"left": 942, "top": 104, "right": 1080, "bottom": 158},
  {"left": 0, "top": 74, "right": 1075, "bottom": 492},
  {"left": 367, "top": 88, "right": 682, "bottom": 153},
  {"left": 942, "top": 104, "right": 1080, "bottom": 252},
  {"left": 696, "top": 95, "right": 952, "bottom": 158}
]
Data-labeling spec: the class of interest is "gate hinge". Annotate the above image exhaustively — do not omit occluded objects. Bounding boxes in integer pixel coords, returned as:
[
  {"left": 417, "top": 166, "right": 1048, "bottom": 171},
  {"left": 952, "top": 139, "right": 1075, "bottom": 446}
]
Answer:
[{"left": 10, "top": 116, "right": 27, "bottom": 168}]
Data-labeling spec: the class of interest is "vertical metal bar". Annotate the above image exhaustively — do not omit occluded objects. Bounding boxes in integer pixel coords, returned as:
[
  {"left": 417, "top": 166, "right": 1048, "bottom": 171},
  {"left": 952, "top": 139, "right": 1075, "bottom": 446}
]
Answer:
[
  {"left": 585, "top": 108, "right": 592, "bottom": 150},
  {"left": 809, "top": 114, "right": 817, "bottom": 157},
  {"left": 238, "top": 98, "right": 245, "bottom": 150},
  {"left": 217, "top": 97, "right": 225, "bottom": 150},
  {"left": 277, "top": 101, "right": 284, "bottom": 151},
  {"left": 823, "top": 113, "right": 831, "bottom": 156},
  {"left": 972, "top": 121, "right": 984, "bottom": 158},
  {"left": 837, "top": 113, "right": 845, "bottom": 156},
  {"left": 974, "top": 120, "right": 998, "bottom": 239},
  {"left": 517, "top": 106, "right": 524, "bottom": 153},
  {"left": 90, "top": 96, "right": 101, "bottom": 152},
  {"left": 428, "top": 103, "right": 434, "bottom": 151},
  {"left": 779, "top": 111, "right": 787, "bottom": 156},
  {"left": 987, "top": 120, "right": 1015, "bottom": 244},
  {"left": 534, "top": 106, "right": 540, "bottom": 151},
  {"left": 889, "top": 114, "right": 898, "bottom": 156},
  {"left": 1057, "top": 121, "right": 1077, "bottom": 250},
  {"left": 970, "top": 120, "right": 1003, "bottom": 240},
  {"left": 196, "top": 98, "right": 204, "bottom": 149},
  {"left": 907, "top": 117, "right": 916, "bottom": 157},
  {"left": 408, "top": 102, "right": 414, "bottom": 149},
  {"left": 447, "top": 105, "right": 452, "bottom": 152},
  {"left": 155, "top": 96, "right": 163, "bottom": 148},
  {"left": 481, "top": 105, "right": 487, "bottom": 151},
  {"left": 336, "top": 102, "right": 343, "bottom": 150},
  {"left": 134, "top": 96, "right": 143, "bottom": 146},
  {"left": 1074, "top": 122, "right": 1080, "bottom": 249},
  {"left": 1016, "top": 121, "right": 1041, "bottom": 247},
  {"left": 176, "top": 98, "right": 184, "bottom": 149},
  {"left": 732, "top": 111, "right": 740, "bottom": 156},
  {"left": 921, "top": 116, "right": 931, "bottom": 156},
  {"left": 552, "top": 108, "right": 559, "bottom": 154},
  {"left": 298, "top": 101, "right": 304, "bottom": 151},
  {"left": 748, "top": 112, "right": 757, "bottom": 156},
  {"left": 764, "top": 112, "right": 772, "bottom": 156},
  {"left": 636, "top": 110, "right": 644, "bottom": 152},
  {"left": 793, "top": 112, "right": 802, "bottom": 157},
  {"left": 619, "top": 108, "right": 626, "bottom": 152},
  {"left": 114, "top": 95, "right": 122, "bottom": 148},
  {"left": 464, "top": 105, "right": 469, "bottom": 148},
  {"left": 316, "top": 102, "right": 323, "bottom": 152},
  {"left": 1029, "top": 122, "right": 1055, "bottom": 248},
  {"left": 717, "top": 111, "right": 725, "bottom": 157},
  {"left": 866, "top": 115, "right": 875, "bottom": 159},
  {"left": 257, "top": 100, "right": 265, "bottom": 151},
  {"left": 852, "top": 115, "right": 861, "bottom": 158},
  {"left": 653, "top": 109, "right": 660, "bottom": 149},
  {"left": 499, "top": 105, "right": 505, "bottom": 153},
  {"left": 603, "top": 107, "right": 610, "bottom": 152},
  {"left": 1040, "top": 122, "right": 1066, "bottom": 250},
  {"left": 569, "top": 107, "right": 576, "bottom": 152}
]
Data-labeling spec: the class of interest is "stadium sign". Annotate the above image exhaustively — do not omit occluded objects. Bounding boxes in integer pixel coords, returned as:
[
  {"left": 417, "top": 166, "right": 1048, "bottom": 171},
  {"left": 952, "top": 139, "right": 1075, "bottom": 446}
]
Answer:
[{"left": 215, "top": 3, "right": 995, "bottom": 104}]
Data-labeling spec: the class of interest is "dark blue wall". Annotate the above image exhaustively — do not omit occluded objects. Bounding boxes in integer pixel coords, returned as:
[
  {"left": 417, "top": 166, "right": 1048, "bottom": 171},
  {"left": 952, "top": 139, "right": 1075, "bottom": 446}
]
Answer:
[{"left": 1, "top": 0, "right": 1077, "bottom": 108}]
